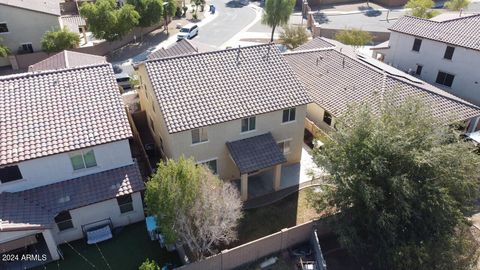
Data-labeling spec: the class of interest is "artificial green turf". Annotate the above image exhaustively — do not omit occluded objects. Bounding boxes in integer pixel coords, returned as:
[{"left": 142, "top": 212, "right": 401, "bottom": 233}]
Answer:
[{"left": 35, "top": 222, "right": 180, "bottom": 270}]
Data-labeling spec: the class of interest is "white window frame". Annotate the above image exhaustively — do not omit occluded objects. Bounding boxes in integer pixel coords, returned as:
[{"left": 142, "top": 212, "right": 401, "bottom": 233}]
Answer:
[
  {"left": 69, "top": 149, "right": 97, "bottom": 171},
  {"left": 282, "top": 108, "right": 296, "bottom": 124},
  {"left": 191, "top": 128, "right": 208, "bottom": 145},
  {"left": 197, "top": 158, "right": 218, "bottom": 175},
  {"left": 241, "top": 116, "right": 256, "bottom": 133},
  {"left": 277, "top": 139, "right": 292, "bottom": 155}
]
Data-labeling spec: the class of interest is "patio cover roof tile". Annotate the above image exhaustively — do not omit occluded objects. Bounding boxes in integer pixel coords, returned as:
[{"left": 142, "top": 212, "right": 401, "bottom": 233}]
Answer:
[{"left": 227, "top": 133, "right": 286, "bottom": 174}]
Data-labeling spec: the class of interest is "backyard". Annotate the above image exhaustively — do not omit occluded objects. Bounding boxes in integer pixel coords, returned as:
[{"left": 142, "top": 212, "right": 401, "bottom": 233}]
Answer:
[{"left": 34, "top": 222, "right": 180, "bottom": 270}]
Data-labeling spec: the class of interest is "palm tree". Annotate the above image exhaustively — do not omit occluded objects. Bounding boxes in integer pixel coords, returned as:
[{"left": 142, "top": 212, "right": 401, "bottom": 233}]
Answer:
[
  {"left": 444, "top": 0, "right": 471, "bottom": 11},
  {"left": 261, "top": 0, "right": 296, "bottom": 42}
]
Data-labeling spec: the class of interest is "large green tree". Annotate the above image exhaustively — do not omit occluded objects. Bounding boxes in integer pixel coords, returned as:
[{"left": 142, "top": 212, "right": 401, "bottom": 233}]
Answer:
[
  {"left": 145, "top": 157, "right": 243, "bottom": 259},
  {"left": 405, "top": 0, "right": 440, "bottom": 18},
  {"left": 444, "top": 0, "right": 471, "bottom": 11},
  {"left": 309, "top": 99, "right": 480, "bottom": 270},
  {"left": 80, "top": 0, "right": 140, "bottom": 42},
  {"left": 127, "top": 0, "right": 164, "bottom": 28},
  {"left": 279, "top": 25, "right": 309, "bottom": 49},
  {"left": 334, "top": 28, "right": 373, "bottom": 48},
  {"left": 41, "top": 28, "right": 80, "bottom": 53},
  {"left": 261, "top": 0, "right": 295, "bottom": 42},
  {"left": 163, "top": 0, "right": 176, "bottom": 33}
]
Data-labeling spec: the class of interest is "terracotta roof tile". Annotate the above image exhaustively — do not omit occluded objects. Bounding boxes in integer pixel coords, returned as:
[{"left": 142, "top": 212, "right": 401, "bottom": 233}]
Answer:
[
  {"left": 148, "top": 39, "right": 198, "bottom": 60},
  {"left": 28, "top": 51, "right": 106, "bottom": 72}
]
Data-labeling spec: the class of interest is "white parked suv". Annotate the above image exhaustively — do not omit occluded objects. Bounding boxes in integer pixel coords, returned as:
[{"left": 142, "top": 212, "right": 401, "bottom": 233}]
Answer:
[{"left": 177, "top": 24, "right": 199, "bottom": 40}]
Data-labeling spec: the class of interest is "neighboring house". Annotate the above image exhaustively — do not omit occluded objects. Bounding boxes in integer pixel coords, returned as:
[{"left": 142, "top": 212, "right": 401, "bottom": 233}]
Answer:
[
  {"left": 28, "top": 50, "right": 106, "bottom": 72},
  {"left": 147, "top": 39, "right": 198, "bottom": 60},
  {"left": 0, "top": 63, "right": 144, "bottom": 266},
  {"left": 0, "top": 0, "right": 63, "bottom": 66},
  {"left": 371, "top": 14, "right": 480, "bottom": 106},
  {"left": 284, "top": 37, "right": 480, "bottom": 138},
  {"left": 136, "top": 44, "right": 311, "bottom": 201}
]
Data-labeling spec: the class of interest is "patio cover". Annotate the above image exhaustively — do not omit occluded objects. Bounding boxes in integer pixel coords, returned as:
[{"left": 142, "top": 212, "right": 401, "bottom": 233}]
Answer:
[{"left": 227, "top": 133, "right": 286, "bottom": 174}]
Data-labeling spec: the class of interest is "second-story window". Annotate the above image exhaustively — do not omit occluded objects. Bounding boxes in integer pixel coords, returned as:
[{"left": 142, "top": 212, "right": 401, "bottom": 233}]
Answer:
[
  {"left": 444, "top": 46, "right": 455, "bottom": 60},
  {"left": 55, "top": 211, "right": 74, "bottom": 231},
  {"left": 117, "top": 194, "right": 134, "bottom": 213},
  {"left": 0, "top": 165, "right": 23, "bottom": 183},
  {"left": 436, "top": 71, "right": 455, "bottom": 87},
  {"left": 0, "top": 23, "right": 8, "bottom": 33},
  {"left": 282, "top": 108, "right": 296, "bottom": 123},
  {"left": 412, "top": 38, "right": 422, "bottom": 52},
  {"left": 192, "top": 128, "right": 208, "bottom": 144},
  {"left": 70, "top": 149, "right": 97, "bottom": 170},
  {"left": 241, "top": 116, "right": 256, "bottom": 132}
]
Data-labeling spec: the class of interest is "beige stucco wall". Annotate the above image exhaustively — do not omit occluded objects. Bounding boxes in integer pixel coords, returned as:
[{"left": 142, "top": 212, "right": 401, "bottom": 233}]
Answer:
[
  {"left": 307, "top": 103, "right": 336, "bottom": 131},
  {"left": 0, "top": 4, "right": 61, "bottom": 66},
  {"left": 53, "top": 192, "right": 144, "bottom": 243},
  {"left": 137, "top": 64, "right": 307, "bottom": 181}
]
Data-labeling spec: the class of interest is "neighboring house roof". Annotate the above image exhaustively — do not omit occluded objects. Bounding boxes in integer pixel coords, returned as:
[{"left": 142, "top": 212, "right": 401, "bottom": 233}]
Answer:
[
  {"left": 227, "top": 133, "right": 287, "bottom": 174},
  {"left": 61, "top": 15, "right": 87, "bottom": 34},
  {"left": 144, "top": 44, "right": 311, "bottom": 134},
  {"left": 0, "top": 0, "right": 60, "bottom": 16},
  {"left": 28, "top": 50, "right": 106, "bottom": 72},
  {"left": 283, "top": 48, "right": 480, "bottom": 123},
  {"left": 294, "top": 37, "right": 335, "bottom": 51},
  {"left": 389, "top": 14, "right": 480, "bottom": 51},
  {"left": 0, "top": 163, "right": 144, "bottom": 231},
  {"left": 0, "top": 63, "right": 132, "bottom": 166},
  {"left": 147, "top": 39, "right": 198, "bottom": 60}
]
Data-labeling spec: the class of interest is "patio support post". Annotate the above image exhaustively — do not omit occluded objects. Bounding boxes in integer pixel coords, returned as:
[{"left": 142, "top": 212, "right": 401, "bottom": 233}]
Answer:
[
  {"left": 273, "top": 164, "right": 282, "bottom": 191},
  {"left": 42, "top": 229, "right": 60, "bottom": 260},
  {"left": 241, "top": 173, "right": 248, "bottom": 201}
]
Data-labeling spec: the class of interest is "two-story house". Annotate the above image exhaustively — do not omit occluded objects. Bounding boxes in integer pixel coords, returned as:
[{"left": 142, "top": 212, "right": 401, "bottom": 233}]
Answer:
[
  {"left": 136, "top": 44, "right": 311, "bottom": 201},
  {"left": 284, "top": 37, "right": 480, "bottom": 137},
  {"left": 371, "top": 14, "right": 480, "bottom": 106},
  {"left": 0, "top": 63, "right": 145, "bottom": 267}
]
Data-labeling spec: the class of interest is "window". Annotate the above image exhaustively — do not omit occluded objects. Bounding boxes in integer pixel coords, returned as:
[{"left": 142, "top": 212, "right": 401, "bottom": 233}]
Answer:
[
  {"left": 21, "top": 43, "right": 33, "bottom": 53},
  {"left": 117, "top": 194, "right": 134, "bottom": 213},
  {"left": 436, "top": 71, "right": 455, "bottom": 87},
  {"left": 55, "top": 211, "right": 74, "bottom": 231},
  {"left": 0, "top": 23, "right": 8, "bottom": 33},
  {"left": 241, "top": 116, "right": 256, "bottom": 132},
  {"left": 192, "top": 128, "right": 208, "bottom": 144},
  {"left": 444, "top": 46, "right": 455, "bottom": 60},
  {"left": 282, "top": 108, "right": 296, "bottom": 123},
  {"left": 412, "top": 38, "right": 422, "bottom": 52},
  {"left": 70, "top": 149, "right": 97, "bottom": 170},
  {"left": 0, "top": 165, "right": 22, "bottom": 183},
  {"left": 277, "top": 140, "right": 291, "bottom": 155},
  {"left": 200, "top": 159, "right": 218, "bottom": 174},
  {"left": 415, "top": 64, "right": 423, "bottom": 76},
  {"left": 323, "top": 111, "right": 333, "bottom": 126}
]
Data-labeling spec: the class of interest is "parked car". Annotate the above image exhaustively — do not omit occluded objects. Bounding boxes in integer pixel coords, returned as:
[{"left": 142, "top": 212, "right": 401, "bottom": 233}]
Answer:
[
  {"left": 177, "top": 24, "right": 199, "bottom": 40},
  {"left": 115, "top": 73, "right": 132, "bottom": 92}
]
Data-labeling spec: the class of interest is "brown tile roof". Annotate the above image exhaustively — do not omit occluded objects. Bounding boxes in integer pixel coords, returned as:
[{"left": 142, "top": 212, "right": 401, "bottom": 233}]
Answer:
[
  {"left": 147, "top": 39, "right": 198, "bottom": 60},
  {"left": 283, "top": 48, "right": 480, "bottom": 122},
  {"left": 28, "top": 50, "right": 106, "bottom": 72},
  {"left": 144, "top": 44, "right": 311, "bottom": 134},
  {"left": 0, "top": 64, "right": 132, "bottom": 166},
  {"left": 294, "top": 37, "right": 335, "bottom": 51},
  {"left": 0, "top": 163, "right": 144, "bottom": 231},
  {"left": 0, "top": 0, "right": 60, "bottom": 16},
  {"left": 389, "top": 14, "right": 480, "bottom": 51}
]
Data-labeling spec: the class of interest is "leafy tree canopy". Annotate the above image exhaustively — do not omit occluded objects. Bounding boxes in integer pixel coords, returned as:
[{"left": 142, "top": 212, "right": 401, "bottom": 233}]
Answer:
[
  {"left": 80, "top": 0, "right": 140, "bottom": 42},
  {"left": 405, "top": 0, "right": 440, "bottom": 18},
  {"left": 138, "top": 259, "right": 160, "bottom": 270},
  {"left": 145, "top": 157, "right": 243, "bottom": 259},
  {"left": 279, "top": 25, "right": 309, "bottom": 49},
  {"left": 444, "top": 0, "right": 471, "bottom": 11},
  {"left": 309, "top": 99, "right": 480, "bottom": 270},
  {"left": 41, "top": 28, "right": 80, "bottom": 53},
  {"left": 261, "top": 0, "right": 295, "bottom": 42},
  {"left": 0, "top": 38, "right": 10, "bottom": 57},
  {"left": 334, "top": 28, "right": 372, "bottom": 48},
  {"left": 127, "top": 0, "right": 164, "bottom": 28}
]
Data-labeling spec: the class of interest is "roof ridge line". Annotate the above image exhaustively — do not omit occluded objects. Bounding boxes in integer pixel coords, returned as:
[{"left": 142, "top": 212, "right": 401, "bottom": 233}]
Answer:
[
  {"left": 1, "top": 62, "right": 112, "bottom": 81},
  {"left": 283, "top": 47, "right": 336, "bottom": 55}
]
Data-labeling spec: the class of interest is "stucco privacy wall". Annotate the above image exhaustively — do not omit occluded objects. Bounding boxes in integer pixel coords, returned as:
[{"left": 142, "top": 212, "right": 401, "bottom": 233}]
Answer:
[
  {"left": 0, "top": 140, "right": 133, "bottom": 193},
  {"left": 0, "top": 5, "right": 61, "bottom": 54},
  {"left": 383, "top": 32, "right": 480, "bottom": 105},
  {"left": 137, "top": 63, "right": 306, "bottom": 180},
  {"left": 52, "top": 192, "right": 144, "bottom": 243},
  {"left": 301, "top": 0, "right": 407, "bottom": 7}
]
